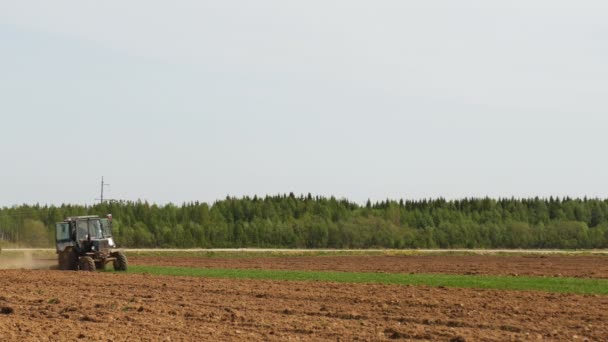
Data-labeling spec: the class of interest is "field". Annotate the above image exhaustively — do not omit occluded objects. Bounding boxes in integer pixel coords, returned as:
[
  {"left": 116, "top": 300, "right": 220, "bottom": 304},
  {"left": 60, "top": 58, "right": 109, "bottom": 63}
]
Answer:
[{"left": 1, "top": 250, "right": 608, "bottom": 341}]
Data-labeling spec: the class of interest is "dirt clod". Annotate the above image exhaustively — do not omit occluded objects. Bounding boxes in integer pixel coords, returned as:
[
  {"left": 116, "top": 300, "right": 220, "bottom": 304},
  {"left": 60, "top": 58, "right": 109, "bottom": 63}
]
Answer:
[
  {"left": 449, "top": 336, "right": 466, "bottom": 342},
  {"left": 385, "top": 328, "right": 410, "bottom": 339},
  {"left": 80, "top": 315, "right": 97, "bottom": 322}
]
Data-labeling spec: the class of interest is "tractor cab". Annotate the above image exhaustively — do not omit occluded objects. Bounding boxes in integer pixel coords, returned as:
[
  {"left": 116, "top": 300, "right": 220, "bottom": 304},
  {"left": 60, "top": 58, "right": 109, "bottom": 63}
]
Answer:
[
  {"left": 56, "top": 215, "right": 115, "bottom": 254},
  {"left": 73, "top": 216, "right": 116, "bottom": 254}
]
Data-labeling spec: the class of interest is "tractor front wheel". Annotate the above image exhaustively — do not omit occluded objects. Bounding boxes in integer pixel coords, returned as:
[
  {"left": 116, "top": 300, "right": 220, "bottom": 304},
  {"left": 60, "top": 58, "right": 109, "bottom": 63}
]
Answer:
[
  {"left": 112, "top": 251, "right": 128, "bottom": 271},
  {"left": 79, "top": 256, "right": 96, "bottom": 272}
]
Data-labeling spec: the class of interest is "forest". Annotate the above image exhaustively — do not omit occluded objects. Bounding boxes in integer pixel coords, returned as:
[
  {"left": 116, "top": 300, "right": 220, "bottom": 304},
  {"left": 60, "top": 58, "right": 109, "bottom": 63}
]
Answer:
[{"left": 1, "top": 195, "right": 607, "bottom": 249}]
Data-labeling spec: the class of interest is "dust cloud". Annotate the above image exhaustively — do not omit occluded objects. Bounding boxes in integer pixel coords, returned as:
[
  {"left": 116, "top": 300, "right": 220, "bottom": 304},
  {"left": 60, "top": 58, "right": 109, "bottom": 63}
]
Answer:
[{"left": 0, "top": 250, "right": 56, "bottom": 270}]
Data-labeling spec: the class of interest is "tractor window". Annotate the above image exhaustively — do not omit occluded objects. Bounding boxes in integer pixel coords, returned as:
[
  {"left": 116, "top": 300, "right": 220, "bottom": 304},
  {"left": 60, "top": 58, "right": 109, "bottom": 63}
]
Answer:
[
  {"left": 89, "top": 220, "right": 103, "bottom": 239},
  {"left": 56, "top": 223, "right": 69, "bottom": 241},
  {"left": 101, "top": 219, "right": 113, "bottom": 237},
  {"left": 76, "top": 221, "right": 89, "bottom": 240}
]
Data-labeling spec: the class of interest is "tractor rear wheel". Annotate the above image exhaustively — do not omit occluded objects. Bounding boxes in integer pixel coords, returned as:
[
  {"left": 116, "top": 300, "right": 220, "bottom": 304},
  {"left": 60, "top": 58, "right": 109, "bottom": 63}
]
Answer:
[
  {"left": 58, "top": 252, "right": 67, "bottom": 270},
  {"left": 113, "top": 251, "right": 128, "bottom": 271},
  {"left": 79, "top": 256, "right": 96, "bottom": 272},
  {"left": 58, "top": 249, "right": 78, "bottom": 271}
]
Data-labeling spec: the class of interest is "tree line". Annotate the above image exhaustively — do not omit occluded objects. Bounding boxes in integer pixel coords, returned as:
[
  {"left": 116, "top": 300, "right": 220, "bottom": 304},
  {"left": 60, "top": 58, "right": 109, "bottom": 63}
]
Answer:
[{"left": 1, "top": 195, "right": 608, "bottom": 249}]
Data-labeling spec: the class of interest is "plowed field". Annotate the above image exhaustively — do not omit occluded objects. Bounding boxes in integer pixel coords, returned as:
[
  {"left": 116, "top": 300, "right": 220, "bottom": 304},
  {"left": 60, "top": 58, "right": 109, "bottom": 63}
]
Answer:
[
  {"left": 2, "top": 254, "right": 608, "bottom": 341},
  {"left": 130, "top": 254, "right": 608, "bottom": 278},
  {"left": 1, "top": 269, "right": 607, "bottom": 341}
]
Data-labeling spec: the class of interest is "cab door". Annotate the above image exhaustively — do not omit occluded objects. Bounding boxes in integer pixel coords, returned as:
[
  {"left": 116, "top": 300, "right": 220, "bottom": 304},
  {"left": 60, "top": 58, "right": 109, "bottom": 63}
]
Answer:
[{"left": 55, "top": 222, "right": 71, "bottom": 252}]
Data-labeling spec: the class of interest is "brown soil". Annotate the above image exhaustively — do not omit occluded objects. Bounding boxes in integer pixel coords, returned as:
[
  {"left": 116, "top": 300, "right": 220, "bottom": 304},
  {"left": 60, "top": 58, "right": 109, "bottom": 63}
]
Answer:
[
  {"left": 131, "top": 255, "right": 608, "bottom": 278},
  {"left": 1, "top": 269, "right": 607, "bottom": 341}
]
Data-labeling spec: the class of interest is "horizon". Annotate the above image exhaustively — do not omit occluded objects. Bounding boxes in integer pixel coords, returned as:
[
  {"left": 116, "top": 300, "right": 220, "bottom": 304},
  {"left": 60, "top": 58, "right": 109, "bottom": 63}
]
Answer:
[{"left": 3, "top": 193, "right": 608, "bottom": 209}]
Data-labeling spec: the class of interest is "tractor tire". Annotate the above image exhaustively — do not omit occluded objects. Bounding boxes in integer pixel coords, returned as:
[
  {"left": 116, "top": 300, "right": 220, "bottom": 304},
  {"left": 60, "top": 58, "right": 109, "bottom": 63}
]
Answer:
[
  {"left": 79, "top": 256, "right": 96, "bottom": 272},
  {"left": 112, "top": 251, "right": 128, "bottom": 271},
  {"left": 57, "top": 252, "right": 67, "bottom": 270},
  {"left": 58, "top": 249, "right": 79, "bottom": 271}
]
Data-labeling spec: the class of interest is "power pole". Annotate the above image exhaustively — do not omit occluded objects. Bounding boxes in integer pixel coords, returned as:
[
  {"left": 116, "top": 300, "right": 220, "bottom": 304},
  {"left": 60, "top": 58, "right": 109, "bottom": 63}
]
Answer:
[{"left": 100, "top": 176, "right": 110, "bottom": 204}]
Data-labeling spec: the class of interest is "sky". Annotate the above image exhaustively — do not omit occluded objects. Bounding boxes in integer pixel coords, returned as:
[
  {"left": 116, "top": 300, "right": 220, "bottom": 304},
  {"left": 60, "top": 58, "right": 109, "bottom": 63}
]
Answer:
[{"left": 1, "top": 1, "right": 607, "bottom": 206}]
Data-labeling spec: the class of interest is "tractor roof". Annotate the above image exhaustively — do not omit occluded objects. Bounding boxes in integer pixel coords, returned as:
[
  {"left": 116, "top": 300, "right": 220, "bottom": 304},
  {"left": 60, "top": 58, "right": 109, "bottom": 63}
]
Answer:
[{"left": 64, "top": 215, "right": 101, "bottom": 221}]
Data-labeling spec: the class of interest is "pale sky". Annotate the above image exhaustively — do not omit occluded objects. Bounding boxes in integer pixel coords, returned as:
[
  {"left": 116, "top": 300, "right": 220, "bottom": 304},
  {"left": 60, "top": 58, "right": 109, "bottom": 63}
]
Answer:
[{"left": 1, "top": 1, "right": 607, "bottom": 206}]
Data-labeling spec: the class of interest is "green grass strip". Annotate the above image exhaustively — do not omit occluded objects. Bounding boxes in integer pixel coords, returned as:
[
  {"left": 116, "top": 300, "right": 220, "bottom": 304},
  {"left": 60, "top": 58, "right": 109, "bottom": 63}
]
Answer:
[
  {"left": 125, "top": 250, "right": 608, "bottom": 258},
  {"left": 125, "top": 265, "right": 608, "bottom": 295}
]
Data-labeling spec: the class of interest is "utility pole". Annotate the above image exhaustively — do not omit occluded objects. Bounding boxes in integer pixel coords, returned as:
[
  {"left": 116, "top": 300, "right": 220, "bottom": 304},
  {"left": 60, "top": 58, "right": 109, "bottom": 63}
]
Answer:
[{"left": 100, "top": 176, "right": 110, "bottom": 203}]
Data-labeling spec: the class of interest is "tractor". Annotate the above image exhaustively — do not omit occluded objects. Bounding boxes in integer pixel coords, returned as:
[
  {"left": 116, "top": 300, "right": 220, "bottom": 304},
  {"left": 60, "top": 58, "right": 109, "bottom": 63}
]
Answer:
[{"left": 55, "top": 215, "right": 127, "bottom": 272}]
